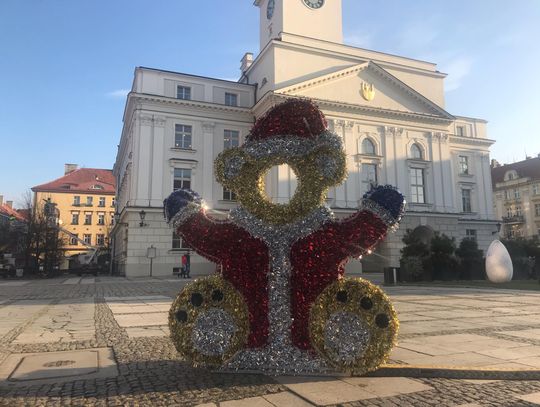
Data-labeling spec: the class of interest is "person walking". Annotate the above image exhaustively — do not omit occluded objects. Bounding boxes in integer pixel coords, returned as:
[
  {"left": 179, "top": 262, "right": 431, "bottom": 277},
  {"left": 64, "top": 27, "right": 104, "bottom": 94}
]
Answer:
[
  {"left": 185, "top": 252, "right": 191, "bottom": 278},
  {"left": 181, "top": 254, "right": 187, "bottom": 278}
]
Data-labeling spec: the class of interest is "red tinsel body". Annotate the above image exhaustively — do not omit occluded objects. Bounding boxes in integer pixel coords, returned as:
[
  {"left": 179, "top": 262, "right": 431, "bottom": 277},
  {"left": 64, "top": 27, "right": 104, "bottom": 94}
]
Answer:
[{"left": 290, "top": 210, "right": 388, "bottom": 350}]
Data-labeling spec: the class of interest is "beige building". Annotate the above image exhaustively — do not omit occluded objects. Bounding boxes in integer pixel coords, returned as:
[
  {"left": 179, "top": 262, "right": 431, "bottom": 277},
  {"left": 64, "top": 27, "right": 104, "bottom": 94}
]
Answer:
[
  {"left": 112, "top": 0, "right": 498, "bottom": 277},
  {"left": 32, "top": 165, "right": 116, "bottom": 268},
  {"left": 492, "top": 156, "right": 540, "bottom": 239}
]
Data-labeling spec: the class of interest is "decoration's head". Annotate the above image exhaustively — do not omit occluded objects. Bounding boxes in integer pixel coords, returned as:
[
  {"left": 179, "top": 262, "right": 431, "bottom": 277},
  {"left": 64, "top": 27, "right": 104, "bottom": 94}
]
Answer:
[{"left": 215, "top": 99, "right": 347, "bottom": 224}]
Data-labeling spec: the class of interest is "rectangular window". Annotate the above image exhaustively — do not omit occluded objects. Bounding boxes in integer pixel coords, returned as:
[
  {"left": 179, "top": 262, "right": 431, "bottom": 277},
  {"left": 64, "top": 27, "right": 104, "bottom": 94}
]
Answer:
[
  {"left": 98, "top": 197, "right": 106, "bottom": 207},
  {"left": 361, "top": 163, "right": 378, "bottom": 192},
  {"left": 456, "top": 126, "right": 465, "bottom": 137},
  {"left": 86, "top": 196, "right": 93, "bottom": 206},
  {"left": 111, "top": 197, "right": 116, "bottom": 207},
  {"left": 97, "top": 213, "right": 105, "bottom": 225},
  {"left": 177, "top": 85, "right": 191, "bottom": 100},
  {"left": 507, "top": 208, "right": 513, "bottom": 217},
  {"left": 222, "top": 188, "right": 237, "bottom": 201},
  {"left": 73, "top": 196, "right": 80, "bottom": 206},
  {"left": 70, "top": 234, "right": 78, "bottom": 246},
  {"left": 110, "top": 212, "right": 115, "bottom": 225},
  {"left": 462, "top": 189, "right": 472, "bottom": 212},
  {"left": 536, "top": 204, "right": 540, "bottom": 217},
  {"left": 466, "top": 229, "right": 477, "bottom": 240},
  {"left": 96, "top": 234, "right": 105, "bottom": 246},
  {"left": 504, "top": 190, "right": 510, "bottom": 200},
  {"left": 459, "top": 156, "right": 469, "bottom": 175},
  {"left": 172, "top": 231, "right": 190, "bottom": 249},
  {"left": 534, "top": 184, "right": 540, "bottom": 195},
  {"left": 516, "top": 206, "right": 522, "bottom": 216},
  {"left": 83, "top": 234, "right": 91, "bottom": 245},
  {"left": 84, "top": 213, "right": 92, "bottom": 225},
  {"left": 410, "top": 168, "right": 425, "bottom": 204},
  {"left": 173, "top": 168, "right": 192, "bottom": 191},
  {"left": 514, "top": 188, "right": 520, "bottom": 199},
  {"left": 71, "top": 212, "right": 79, "bottom": 225},
  {"left": 174, "top": 124, "right": 192, "bottom": 149},
  {"left": 224, "top": 129, "right": 240, "bottom": 149},
  {"left": 224, "top": 92, "right": 238, "bottom": 106}
]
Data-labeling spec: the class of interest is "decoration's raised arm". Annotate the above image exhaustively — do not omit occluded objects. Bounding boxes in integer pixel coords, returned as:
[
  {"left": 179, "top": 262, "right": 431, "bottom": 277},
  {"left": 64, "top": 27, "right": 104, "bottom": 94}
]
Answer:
[
  {"left": 164, "top": 189, "right": 236, "bottom": 263},
  {"left": 338, "top": 185, "right": 406, "bottom": 257}
]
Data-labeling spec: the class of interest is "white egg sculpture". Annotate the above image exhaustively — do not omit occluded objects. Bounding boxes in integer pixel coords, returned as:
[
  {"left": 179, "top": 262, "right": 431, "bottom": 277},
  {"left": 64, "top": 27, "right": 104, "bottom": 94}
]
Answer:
[{"left": 485, "top": 240, "right": 513, "bottom": 283}]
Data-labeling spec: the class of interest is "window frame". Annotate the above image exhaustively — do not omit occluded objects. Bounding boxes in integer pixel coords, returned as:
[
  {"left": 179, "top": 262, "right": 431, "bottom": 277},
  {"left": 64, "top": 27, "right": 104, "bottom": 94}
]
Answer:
[
  {"left": 224, "top": 92, "right": 238, "bottom": 107},
  {"left": 222, "top": 188, "right": 237, "bottom": 201},
  {"left": 410, "top": 143, "right": 423, "bottom": 160},
  {"left": 456, "top": 125, "right": 465, "bottom": 137},
  {"left": 465, "top": 229, "right": 477, "bottom": 240},
  {"left": 174, "top": 124, "right": 193, "bottom": 150},
  {"left": 71, "top": 212, "right": 79, "bottom": 225},
  {"left": 83, "top": 234, "right": 92, "bottom": 245},
  {"left": 361, "top": 138, "right": 376, "bottom": 156},
  {"left": 84, "top": 213, "right": 92, "bottom": 225},
  {"left": 73, "top": 196, "right": 80, "bottom": 206},
  {"left": 410, "top": 167, "right": 426, "bottom": 204},
  {"left": 173, "top": 168, "right": 192, "bottom": 191},
  {"left": 96, "top": 234, "right": 105, "bottom": 246},
  {"left": 535, "top": 203, "right": 540, "bottom": 217},
  {"left": 462, "top": 188, "right": 472, "bottom": 213},
  {"left": 97, "top": 212, "right": 105, "bottom": 225},
  {"left": 458, "top": 155, "right": 469, "bottom": 175},
  {"left": 223, "top": 129, "right": 240, "bottom": 149},
  {"left": 176, "top": 85, "right": 191, "bottom": 100},
  {"left": 98, "top": 197, "right": 106, "bottom": 207},
  {"left": 70, "top": 234, "right": 79, "bottom": 246},
  {"left": 172, "top": 231, "right": 190, "bottom": 249}
]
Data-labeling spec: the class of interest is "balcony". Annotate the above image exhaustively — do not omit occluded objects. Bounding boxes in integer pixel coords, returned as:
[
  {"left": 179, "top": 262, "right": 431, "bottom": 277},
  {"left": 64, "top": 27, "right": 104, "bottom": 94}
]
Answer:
[{"left": 502, "top": 215, "right": 525, "bottom": 224}]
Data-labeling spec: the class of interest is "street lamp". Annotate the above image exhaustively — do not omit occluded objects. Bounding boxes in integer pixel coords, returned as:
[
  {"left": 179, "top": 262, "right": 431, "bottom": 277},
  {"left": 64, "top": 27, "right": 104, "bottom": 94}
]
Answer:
[{"left": 139, "top": 210, "right": 147, "bottom": 227}]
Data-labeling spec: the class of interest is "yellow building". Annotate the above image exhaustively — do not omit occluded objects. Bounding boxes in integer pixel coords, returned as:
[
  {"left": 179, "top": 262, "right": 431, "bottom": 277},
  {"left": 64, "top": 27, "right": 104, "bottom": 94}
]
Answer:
[{"left": 32, "top": 164, "right": 116, "bottom": 269}]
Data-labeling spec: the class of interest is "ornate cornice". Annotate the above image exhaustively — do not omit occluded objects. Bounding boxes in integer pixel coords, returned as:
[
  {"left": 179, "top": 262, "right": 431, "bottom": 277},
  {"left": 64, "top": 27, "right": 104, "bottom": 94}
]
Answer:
[{"left": 449, "top": 135, "right": 495, "bottom": 147}]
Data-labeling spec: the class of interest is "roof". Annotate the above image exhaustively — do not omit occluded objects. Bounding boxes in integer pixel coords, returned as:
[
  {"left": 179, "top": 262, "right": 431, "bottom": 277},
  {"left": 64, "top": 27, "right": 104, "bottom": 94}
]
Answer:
[
  {"left": 0, "top": 204, "right": 27, "bottom": 222},
  {"left": 31, "top": 168, "right": 116, "bottom": 194},
  {"left": 491, "top": 157, "right": 540, "bottom": 188}
]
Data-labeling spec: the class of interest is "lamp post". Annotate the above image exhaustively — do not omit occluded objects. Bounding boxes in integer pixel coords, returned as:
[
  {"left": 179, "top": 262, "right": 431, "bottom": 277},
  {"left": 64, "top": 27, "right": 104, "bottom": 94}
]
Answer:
[
  {"left": 146, "top": 245, "right": 157, "bottom": 277},
  {"left": 139, "top": 210, "right": 147, "bottom": 227}
]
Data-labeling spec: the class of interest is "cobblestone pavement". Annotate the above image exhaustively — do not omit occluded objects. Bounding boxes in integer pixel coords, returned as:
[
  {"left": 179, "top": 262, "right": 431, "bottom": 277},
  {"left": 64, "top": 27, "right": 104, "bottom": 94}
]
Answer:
[{"left": 1, "top": 276, "right": 540, "bottom": 406}]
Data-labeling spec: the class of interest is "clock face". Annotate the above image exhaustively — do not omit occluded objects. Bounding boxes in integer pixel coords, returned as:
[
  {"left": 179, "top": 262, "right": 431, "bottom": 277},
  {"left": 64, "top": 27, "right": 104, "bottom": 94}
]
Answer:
[
  {"left": 303, "top": 0, "right": 324, "bottom": 9},
  {"left": 267, "top": 0, "right": 275, "bottom": 19}
]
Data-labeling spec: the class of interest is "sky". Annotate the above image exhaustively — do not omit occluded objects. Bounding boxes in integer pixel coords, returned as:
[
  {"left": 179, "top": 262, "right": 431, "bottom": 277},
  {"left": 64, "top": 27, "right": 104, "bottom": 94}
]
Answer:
[{"left": 1, "top": 0, "right": 539, "bottom": 205}]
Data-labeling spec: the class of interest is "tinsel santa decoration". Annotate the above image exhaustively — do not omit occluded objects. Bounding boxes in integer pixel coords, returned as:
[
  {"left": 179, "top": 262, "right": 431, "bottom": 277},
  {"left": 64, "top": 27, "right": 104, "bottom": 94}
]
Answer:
[{"left": 164, "top": 99, "right": 405, "bottom": 374}]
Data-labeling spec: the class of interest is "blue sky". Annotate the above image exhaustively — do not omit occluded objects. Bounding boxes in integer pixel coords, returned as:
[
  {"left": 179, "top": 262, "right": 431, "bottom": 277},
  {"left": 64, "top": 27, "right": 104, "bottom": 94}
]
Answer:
[{"left": 1, "top": 0, "right": 539, "bottom": 205}]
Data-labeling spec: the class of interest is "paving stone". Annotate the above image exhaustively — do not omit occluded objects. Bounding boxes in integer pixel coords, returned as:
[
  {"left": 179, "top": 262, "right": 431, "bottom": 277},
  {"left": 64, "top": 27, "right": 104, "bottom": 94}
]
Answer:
[
  {"left": 342, "top": 377, "right": 433, "bottom": 398},
  {"left": 262, "top": 391, "right": 314, "bottom": 406},
  {"left": 220, "top": 396, "right": 275, "bottom": 406},
  {"left": 516, "top": 391, "right": 540, "bottom": 404}
]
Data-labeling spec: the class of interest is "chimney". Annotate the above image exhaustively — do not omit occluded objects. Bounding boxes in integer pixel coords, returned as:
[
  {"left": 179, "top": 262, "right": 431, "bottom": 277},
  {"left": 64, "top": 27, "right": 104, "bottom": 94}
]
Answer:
[
  {"left": 6, "top": 201, "right": 13, "bottom": 208},
  {"left": 65, "top": 163, "right": 78, "bottom": 175},
  {"left": 240, "top": 52, "right": 254, "bottom": 75},
  {"left": 0, "top": 195, "right": 3, "bottom": 205}
]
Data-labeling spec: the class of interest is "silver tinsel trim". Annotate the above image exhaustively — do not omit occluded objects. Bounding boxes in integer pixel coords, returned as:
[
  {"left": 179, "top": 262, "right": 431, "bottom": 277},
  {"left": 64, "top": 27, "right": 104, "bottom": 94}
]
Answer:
[
  {"left": 223, "top": 155, "right": 246, "bottom": 180},
  {"left": 169, "top": 202, "right": 203, "bottom": 229},
  {"left": 192, "top": 308, "right": 237, "bottom": 357},
  {"left": 324, "top": 311, "right": 370, "bottom": 363},
  {"left": 241, "top": 131, "right": 343, "bottom": 159},
  {"left": 223, "top": 205, "right": 335, "bottom": 374},
  {"left": 359, "top": 198, "right": 403, "bottom": 232}
]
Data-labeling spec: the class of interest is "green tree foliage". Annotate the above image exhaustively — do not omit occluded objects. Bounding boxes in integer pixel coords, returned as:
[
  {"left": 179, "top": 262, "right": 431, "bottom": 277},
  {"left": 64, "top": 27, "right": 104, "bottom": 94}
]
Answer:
[{"left": 456, "top": 238, "right": 484, "bottom": 280}]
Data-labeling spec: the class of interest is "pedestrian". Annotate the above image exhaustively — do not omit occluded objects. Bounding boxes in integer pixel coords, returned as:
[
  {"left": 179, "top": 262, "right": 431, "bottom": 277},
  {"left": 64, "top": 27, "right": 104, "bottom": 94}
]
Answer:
[
  {"left": 185, "top": 252, "right": 191, "bottom": 278},
  {"left": 181, "top": 254, "right": 187, "bottom": 278}
]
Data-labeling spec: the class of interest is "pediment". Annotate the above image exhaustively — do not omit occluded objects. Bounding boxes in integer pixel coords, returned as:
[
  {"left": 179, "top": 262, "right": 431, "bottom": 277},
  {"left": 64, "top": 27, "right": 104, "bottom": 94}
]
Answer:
[{"left": 275, "top": 62, "right": 454, "bottom": 120}]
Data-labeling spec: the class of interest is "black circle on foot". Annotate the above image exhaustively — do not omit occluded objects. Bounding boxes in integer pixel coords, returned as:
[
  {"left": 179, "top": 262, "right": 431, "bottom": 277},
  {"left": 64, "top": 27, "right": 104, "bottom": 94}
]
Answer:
[
  {"left": 336, "top": 290, "right": 348, "bottom": 303},
  {"left": 360, "top": 296, "right": 373, "bottom": 310},
  {"left": 191, "top": 292, "right": 204, "bottom": 307},
  {"left": 175, "top": 309, "right": 188, "bottom": 323},
  {"left": 211, "top": 289, "right": 224, "bottom": 302},
  {"left": 375, "top": 313, "right": 389, "bottom": 328}
]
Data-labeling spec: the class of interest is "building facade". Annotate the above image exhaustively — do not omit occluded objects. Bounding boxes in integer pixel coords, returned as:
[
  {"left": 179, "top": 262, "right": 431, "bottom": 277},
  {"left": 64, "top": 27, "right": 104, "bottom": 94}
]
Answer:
[
  {"left": 31, "top": 165, "right": 116, "bottom": 269},
  {"left": 492, "top": 156, "right": 540, "bottom": 239},
  {"left": 112, "top": 0, "right": 498, "bottom": 277}
]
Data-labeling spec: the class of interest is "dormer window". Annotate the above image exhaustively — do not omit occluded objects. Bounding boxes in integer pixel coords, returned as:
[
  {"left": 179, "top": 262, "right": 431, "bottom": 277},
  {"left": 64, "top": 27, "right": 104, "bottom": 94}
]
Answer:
[
  {"left": 225, "top": 92, "right": 238, "bottom": 107},
  {"left": 504, "top": 170, "right": 518, "bottom": 181},
  {"left": 410, "top": 143, "right": 423, "bottom": 160},
  {"left": 91, "top": 184, "right": 104, "bottom": 190},
  {"left": 361, "top": 138, "right": 376, "bottom": 155},
  {"left": 177, "top": 86, "right": 191, "bottom": 100}
]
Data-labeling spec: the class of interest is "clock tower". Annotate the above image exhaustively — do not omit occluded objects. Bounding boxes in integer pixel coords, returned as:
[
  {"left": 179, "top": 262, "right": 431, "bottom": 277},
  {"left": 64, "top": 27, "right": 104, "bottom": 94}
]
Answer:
[{"left": 255, "top": 0, "right": 343, "bottom": 51}]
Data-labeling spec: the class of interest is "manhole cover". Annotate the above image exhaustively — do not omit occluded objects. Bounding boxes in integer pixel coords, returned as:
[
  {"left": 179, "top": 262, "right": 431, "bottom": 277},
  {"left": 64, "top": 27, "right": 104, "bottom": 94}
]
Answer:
[
  {"left": 42, "top": 360, "right": 76, "bottom": 368},
  {"left": 0, "top": 348, "right": 118, "bottom": 385}
]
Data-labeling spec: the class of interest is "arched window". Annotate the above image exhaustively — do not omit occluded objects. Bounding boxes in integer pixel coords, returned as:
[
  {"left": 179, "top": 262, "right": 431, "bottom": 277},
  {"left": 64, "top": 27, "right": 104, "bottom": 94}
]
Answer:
[
  {"left": 411, "top": 143, "right": 423, "bottom": 159},
  {"left": 361, "top": 138, "right": 376, "bottom": 155}
]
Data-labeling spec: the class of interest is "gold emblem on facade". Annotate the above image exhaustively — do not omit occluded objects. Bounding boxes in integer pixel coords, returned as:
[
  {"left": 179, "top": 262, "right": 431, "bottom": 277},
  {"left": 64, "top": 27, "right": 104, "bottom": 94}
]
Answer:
[{"left": 361, "top": 82, "right": 375, "bottom": 101}]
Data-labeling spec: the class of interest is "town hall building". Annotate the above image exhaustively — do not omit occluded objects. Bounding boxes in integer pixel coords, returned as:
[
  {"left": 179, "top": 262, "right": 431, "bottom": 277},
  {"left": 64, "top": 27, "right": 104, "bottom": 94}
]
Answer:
[{"left": 112, "top": 0, "right": 498, "bottom": 277}]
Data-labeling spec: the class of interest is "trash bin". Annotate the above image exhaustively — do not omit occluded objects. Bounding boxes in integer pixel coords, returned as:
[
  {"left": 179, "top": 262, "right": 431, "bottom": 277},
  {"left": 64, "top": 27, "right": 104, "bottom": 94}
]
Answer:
[{"left": 383, "top": 267, "right": 400, "bottom": 285}]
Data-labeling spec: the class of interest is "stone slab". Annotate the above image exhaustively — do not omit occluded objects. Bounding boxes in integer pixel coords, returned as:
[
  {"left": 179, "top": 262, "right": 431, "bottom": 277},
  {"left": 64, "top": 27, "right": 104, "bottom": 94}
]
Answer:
[
  {"left": 220, "top": 396, "right": 274, "bottom": 407},
  {"left": 516, "top": 391, "right": 540, "bottom": 404},
  {"left": 0, "top": 281, "right": 29, "bottom": 286},
  {"left": 62, "top": 277, "right": 81, "bottom": 285},
  {"left": 262, "top": 391, "right": 314, "bottom": 406},
  {"left": 498, "top": 328, "right": 540, "bottom": 340},
  {"left": 0, "top": 300, "right": 52, "bottom": 336},
  {"left": 0, "top": 347, "right": 118, "bottom": 386},
  {"left": 342, "top": 377, "right": 433, "bottom": 398},
  {"left": 125, "top": 326, "right": 169, "bottom": 338},
  {"left": 275, "top": 376, "right": 375, "bottom": 404}
]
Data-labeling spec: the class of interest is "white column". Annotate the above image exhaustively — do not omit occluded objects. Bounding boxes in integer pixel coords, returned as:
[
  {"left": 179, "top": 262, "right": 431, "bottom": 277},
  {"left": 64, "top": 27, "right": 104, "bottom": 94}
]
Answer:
[{"left": 202, "top": 122, "right": 216, "bottom": 202}]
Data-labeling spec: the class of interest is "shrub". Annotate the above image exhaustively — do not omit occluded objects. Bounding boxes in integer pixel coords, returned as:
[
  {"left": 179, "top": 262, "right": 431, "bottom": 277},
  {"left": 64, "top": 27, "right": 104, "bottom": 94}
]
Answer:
[
  {"left": 400, "top": 256, "right": 424, "bottom": 281},
  {"left": 456, "top": 238, "right": 484, "bottom": 280}
]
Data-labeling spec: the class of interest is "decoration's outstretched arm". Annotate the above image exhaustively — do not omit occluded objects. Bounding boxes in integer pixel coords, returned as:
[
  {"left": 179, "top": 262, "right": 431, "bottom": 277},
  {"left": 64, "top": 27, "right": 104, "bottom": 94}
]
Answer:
[
  {"left": 338, "top": 185, "right": 406, "bottom": 257},
  {"left": 164, "top": 189, "right": 235, "bottom": 263}
]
